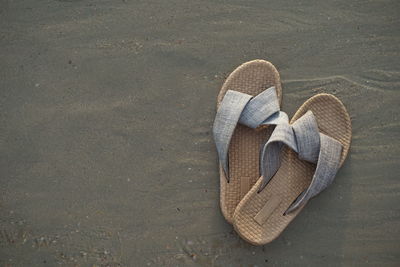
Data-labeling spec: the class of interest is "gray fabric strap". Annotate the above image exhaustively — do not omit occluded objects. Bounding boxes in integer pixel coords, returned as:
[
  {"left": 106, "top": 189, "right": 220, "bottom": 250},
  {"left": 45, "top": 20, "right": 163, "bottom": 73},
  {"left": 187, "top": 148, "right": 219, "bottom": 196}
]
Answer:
[
  {"left": 238, "top": 87, "right": 280, "bottom": 128},
  {"left": 292, "top": 111, "right": 320, "bottom": 162},
  {"left": 261, "top": 110, "right": 289, "bottom": 126},
  {"left": 285, "top": 133, "right": 342, "bottom": 213},
  {"left": 213, "top": 90, "right": 252, "bottom": 179},
  {"left": 213, "top": 86, "right": 281, "bottom": 181},
  {"left": 259, "top": 122, "right": 297, "bottom": 191},
  {"left": 259, "top": 111, "right": 343, "bottom": 213}
]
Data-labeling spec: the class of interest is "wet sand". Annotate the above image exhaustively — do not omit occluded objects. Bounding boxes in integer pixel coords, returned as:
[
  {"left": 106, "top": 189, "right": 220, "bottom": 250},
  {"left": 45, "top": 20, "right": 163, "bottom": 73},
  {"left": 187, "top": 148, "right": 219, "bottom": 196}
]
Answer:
[{"left": 1, "top": 0, "right": 399, "bottom": 266}]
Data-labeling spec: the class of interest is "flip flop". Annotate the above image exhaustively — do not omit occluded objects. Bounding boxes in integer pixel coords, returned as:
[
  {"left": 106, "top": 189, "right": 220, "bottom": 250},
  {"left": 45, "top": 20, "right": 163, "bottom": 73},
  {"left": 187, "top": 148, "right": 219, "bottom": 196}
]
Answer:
[
  {"left": 233, "top": 93, "right": 352, "bottom": 245},
  {"left": 212, "top": 60, "right": 285, "bottom": 223}
]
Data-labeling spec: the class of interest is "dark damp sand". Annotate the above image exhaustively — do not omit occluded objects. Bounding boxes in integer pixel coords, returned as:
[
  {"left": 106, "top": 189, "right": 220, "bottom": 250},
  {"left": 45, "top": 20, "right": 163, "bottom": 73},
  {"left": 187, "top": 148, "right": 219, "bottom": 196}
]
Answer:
[{"left": 0, "top": 0, "right": 399, "bottom": 266}]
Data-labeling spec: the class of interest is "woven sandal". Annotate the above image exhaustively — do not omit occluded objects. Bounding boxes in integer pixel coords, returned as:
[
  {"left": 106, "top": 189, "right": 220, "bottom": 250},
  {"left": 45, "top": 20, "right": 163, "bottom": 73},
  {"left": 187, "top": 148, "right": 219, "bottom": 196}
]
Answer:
[
  {"left": 233, "top": 93, "right": 352, "bottom": 245},
  {"left": 212, "top": 60, "right": 285, "bottom": 223}
]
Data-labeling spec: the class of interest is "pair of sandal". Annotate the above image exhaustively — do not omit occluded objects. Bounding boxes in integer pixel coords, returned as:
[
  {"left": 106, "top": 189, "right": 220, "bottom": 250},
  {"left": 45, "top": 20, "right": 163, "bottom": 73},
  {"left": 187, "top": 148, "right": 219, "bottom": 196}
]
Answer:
[{"left": 212, "top": 60, "right": 352, "bottom": 245}]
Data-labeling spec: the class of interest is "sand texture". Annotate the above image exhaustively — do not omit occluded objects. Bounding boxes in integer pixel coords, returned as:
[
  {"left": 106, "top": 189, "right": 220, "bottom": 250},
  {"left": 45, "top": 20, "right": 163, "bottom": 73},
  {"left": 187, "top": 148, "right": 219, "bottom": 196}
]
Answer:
[{"left": 0, "top": 0, "right": 399, "bottom": 266}]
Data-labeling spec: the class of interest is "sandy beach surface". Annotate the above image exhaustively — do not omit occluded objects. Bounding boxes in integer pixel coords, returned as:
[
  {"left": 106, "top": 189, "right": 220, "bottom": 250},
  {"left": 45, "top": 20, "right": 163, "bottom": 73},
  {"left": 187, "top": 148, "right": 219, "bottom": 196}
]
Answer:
[{"left": 1, "top": 0, "right": 399, "bottom": 266}]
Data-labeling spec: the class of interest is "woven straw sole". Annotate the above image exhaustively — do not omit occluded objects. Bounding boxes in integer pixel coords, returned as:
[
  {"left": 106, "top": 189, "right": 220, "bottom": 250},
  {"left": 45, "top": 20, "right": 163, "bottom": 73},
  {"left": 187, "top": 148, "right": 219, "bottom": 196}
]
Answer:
[
  {"left": 233, "top": 94, "right": 352, "bottom": 245},
  {"left": 216, "top": 60, "right": 282, "bottom": 224}
]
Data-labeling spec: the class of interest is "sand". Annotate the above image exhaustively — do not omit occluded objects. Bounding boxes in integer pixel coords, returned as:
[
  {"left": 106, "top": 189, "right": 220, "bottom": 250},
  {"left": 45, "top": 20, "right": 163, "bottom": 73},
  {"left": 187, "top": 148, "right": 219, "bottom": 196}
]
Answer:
[{"left": 0, "top": 0, "right": 399, "bottom": 266}]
